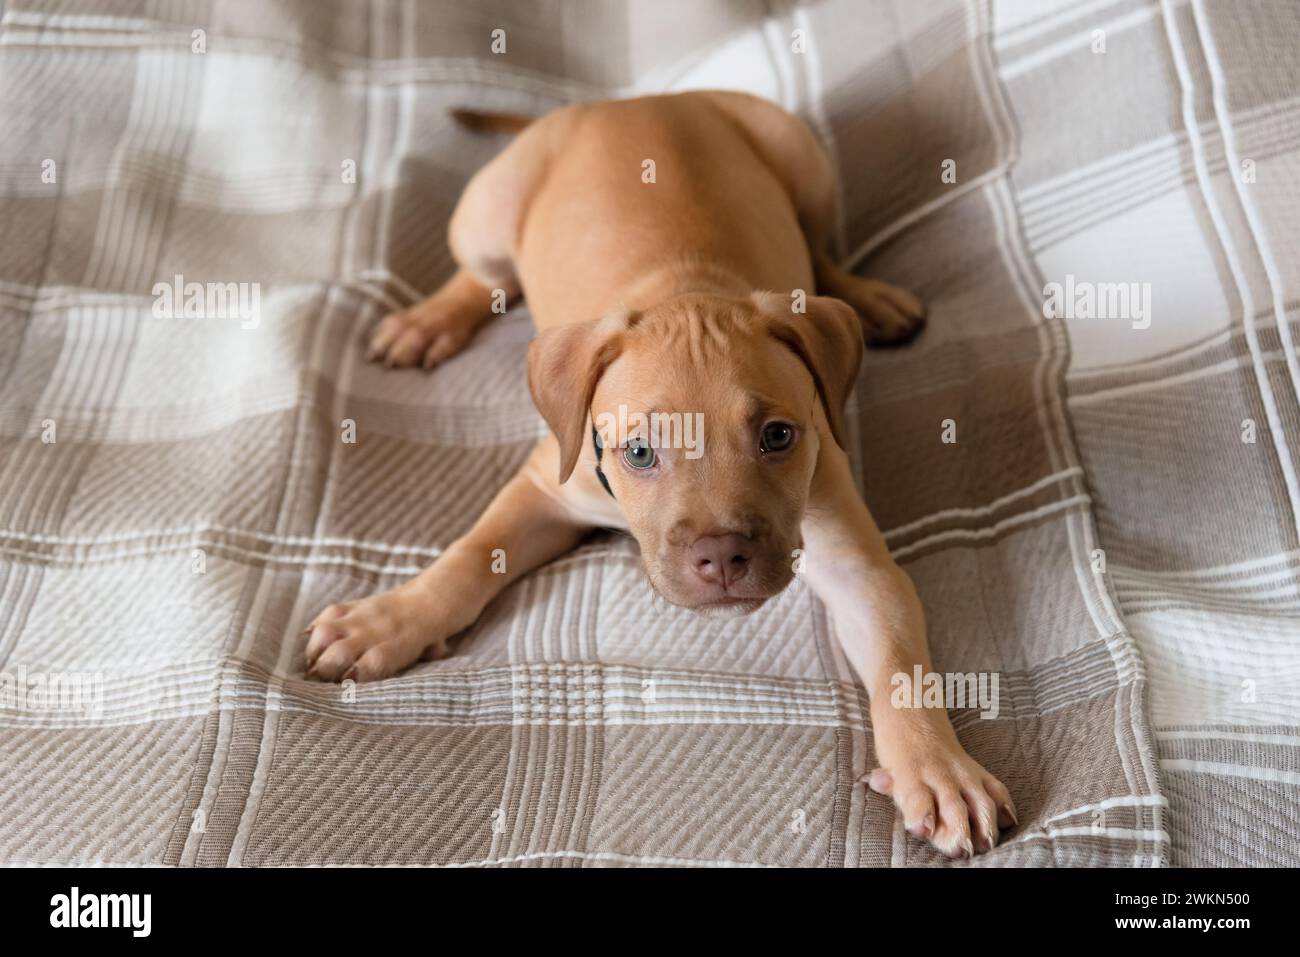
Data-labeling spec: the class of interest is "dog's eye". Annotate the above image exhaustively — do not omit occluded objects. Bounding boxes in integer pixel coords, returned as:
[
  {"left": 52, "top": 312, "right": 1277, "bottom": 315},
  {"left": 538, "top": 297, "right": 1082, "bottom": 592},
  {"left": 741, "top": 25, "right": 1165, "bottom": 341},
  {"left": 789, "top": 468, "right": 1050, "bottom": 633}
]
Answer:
[
  {"left": 760, "top": 422, "right": 796, "bottom": 454},
  {"left": 623, "top": 440, "right": 657, "bottom": 470}
]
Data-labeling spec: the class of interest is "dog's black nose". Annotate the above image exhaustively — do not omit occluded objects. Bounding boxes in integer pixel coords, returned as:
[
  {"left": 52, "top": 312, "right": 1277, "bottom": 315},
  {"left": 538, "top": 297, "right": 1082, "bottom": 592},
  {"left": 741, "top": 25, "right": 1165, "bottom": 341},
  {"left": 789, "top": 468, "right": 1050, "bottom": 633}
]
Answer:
[{"left": 690, "top": 533, "right": 753, "bottom": 587}]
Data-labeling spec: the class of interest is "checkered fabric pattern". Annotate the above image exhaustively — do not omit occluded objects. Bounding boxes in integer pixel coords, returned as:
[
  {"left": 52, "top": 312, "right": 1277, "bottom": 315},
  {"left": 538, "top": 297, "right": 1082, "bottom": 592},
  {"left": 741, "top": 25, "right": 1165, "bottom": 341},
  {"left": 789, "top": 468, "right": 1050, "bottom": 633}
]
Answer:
[{"left": 1, "top": 0, "right": 1296, "bottom": 866}]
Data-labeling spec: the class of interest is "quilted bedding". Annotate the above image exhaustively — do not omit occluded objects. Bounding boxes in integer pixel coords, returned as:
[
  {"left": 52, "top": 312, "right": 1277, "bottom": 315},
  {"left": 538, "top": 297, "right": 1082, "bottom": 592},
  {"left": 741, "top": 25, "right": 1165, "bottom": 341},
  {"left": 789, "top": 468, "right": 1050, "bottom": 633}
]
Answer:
[{"left": 0, "top": 0, "right": 1297, "bottom": 866}]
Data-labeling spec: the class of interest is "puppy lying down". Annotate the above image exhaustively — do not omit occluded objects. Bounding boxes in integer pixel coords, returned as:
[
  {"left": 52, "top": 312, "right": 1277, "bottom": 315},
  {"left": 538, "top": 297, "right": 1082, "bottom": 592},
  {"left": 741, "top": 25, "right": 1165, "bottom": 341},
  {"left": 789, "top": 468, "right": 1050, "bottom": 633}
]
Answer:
[{"left": 302, "top": 91, "right": 1016, "bottom": 858}]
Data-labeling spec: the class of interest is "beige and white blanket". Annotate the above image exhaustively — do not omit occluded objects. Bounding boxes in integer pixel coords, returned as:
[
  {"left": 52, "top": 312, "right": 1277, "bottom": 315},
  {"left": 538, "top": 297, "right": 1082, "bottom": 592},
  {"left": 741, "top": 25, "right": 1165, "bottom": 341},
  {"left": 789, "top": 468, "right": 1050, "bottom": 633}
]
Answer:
[{"left": 1, "top": 0, "right": 1297, "bottom": 866}]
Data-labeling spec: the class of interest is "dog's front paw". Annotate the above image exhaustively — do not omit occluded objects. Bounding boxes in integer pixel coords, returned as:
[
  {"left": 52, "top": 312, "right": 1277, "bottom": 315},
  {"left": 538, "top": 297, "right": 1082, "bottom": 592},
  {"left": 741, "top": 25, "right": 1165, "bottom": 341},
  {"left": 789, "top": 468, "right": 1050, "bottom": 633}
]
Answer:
[
  {"left": 303, "top": 588, "right": 450, "bottom": 682},
  {"left": 865, "top": 726, "right": 1016, "bottom": 858}
]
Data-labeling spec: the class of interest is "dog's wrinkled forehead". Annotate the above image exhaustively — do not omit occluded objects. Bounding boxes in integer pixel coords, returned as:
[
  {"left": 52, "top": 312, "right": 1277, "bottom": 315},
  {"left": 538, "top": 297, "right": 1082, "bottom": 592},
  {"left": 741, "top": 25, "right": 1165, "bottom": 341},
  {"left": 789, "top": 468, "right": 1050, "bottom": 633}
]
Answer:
[
  {"left": 597, "top": 294, "right": 806, "bottom": 410},
  {"left": 623, "top": 294, "right": 744, "bottom": 355}
]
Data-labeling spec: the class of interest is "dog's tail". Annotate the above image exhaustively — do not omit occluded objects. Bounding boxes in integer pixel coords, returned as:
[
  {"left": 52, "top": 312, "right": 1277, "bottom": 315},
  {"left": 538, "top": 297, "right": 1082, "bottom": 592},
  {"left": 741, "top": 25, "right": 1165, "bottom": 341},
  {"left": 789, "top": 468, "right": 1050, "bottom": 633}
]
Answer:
[{"left": 450, "top": 108, "right": 535, "bottom": 135}]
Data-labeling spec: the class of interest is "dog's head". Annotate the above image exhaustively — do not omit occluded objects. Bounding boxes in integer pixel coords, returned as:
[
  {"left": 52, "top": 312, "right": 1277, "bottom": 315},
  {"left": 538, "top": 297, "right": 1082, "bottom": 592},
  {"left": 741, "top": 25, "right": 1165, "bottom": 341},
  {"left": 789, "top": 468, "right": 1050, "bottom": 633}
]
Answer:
[{"left": 528, "top": 291, "right": 862, "bottom": 614}]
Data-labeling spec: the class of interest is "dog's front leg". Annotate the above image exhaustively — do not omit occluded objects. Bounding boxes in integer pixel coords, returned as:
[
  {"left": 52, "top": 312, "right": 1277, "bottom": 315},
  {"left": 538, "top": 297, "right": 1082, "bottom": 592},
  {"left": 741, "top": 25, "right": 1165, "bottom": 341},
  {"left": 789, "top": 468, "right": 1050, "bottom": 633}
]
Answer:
[
  {"left": 801, "top": 438, "right": 1016, "bottom": 858},
  {"left": 303, "top": 438, "right": 597, "bottom": 682}
]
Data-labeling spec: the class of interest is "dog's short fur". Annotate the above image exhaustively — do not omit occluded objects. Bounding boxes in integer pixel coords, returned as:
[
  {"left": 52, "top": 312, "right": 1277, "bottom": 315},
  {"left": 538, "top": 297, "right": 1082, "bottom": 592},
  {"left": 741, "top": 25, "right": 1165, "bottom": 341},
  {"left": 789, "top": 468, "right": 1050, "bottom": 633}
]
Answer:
[{"left": 303, "top": 92, "right": 1016, "bottom": 857}]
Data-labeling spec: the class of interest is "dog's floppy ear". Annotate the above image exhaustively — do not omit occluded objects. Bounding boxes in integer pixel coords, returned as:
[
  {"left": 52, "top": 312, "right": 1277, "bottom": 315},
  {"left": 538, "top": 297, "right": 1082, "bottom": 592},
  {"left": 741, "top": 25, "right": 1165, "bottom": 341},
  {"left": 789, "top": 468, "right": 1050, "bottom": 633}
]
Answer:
[
  {"left": 527, "top": 310, "right": 632, "bottom": 483},
  {"left": 751, "top": 291, "right": 863, "bottom": 451}
]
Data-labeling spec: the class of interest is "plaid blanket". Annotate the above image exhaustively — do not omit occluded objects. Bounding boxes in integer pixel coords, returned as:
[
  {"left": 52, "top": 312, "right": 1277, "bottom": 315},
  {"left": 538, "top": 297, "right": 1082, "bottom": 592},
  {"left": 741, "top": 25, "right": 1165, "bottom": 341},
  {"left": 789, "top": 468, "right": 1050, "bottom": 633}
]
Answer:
[{"left": 0, "top": 0, "right": 1295, "bottom": 867}]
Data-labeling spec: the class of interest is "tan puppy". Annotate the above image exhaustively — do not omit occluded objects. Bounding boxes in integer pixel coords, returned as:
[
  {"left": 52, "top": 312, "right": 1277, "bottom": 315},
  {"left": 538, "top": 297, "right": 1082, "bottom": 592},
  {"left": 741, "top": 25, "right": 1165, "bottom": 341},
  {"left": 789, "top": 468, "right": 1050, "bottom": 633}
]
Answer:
[{"left": 304, "top": 92, "right": 1016, "bottom": 858}]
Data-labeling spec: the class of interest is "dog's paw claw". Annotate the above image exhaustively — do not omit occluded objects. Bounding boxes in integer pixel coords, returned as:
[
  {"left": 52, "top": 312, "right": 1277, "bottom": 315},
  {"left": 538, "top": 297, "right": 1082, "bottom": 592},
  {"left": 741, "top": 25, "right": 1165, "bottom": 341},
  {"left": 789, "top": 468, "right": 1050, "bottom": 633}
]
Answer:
[
  {"left": 300, "top": 591, "right": 447, "bottom": 683},
  {"left": 868, "top": 738, "right": 1013, "bottom": 859},
  {"left": 849, "top": 279, "right": 927, "bottom": 347},
  {"left": 366, "top": 307, "right": 472, "bottom": 369}
]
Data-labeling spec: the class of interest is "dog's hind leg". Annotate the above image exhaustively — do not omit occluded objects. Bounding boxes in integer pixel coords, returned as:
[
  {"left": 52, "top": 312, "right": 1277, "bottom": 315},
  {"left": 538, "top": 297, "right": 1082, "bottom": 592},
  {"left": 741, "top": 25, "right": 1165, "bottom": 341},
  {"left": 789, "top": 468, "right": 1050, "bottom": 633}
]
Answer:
[
  {"left": 813, "top": 253, "right": 926, "bottom": 347},
  {"left": 791, "top": 134, "right": 926, "bottom": 346},
  {"left": 701, "top": 91, "right": 926, "bottom": 347},
  {"left": 368, "top": 112, "right": 551, "bottom": 368},
  {"left": 367, "top": 267, "right": 509, "bottom": 368}
]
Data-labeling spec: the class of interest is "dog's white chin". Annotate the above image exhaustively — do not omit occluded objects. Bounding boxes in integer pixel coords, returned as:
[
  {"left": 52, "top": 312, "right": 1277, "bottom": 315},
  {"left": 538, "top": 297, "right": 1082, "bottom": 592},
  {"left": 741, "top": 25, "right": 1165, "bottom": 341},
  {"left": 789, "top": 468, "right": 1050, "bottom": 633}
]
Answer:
[{"left": 687, "top": 597, "right": 769, "bottom": 618}]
